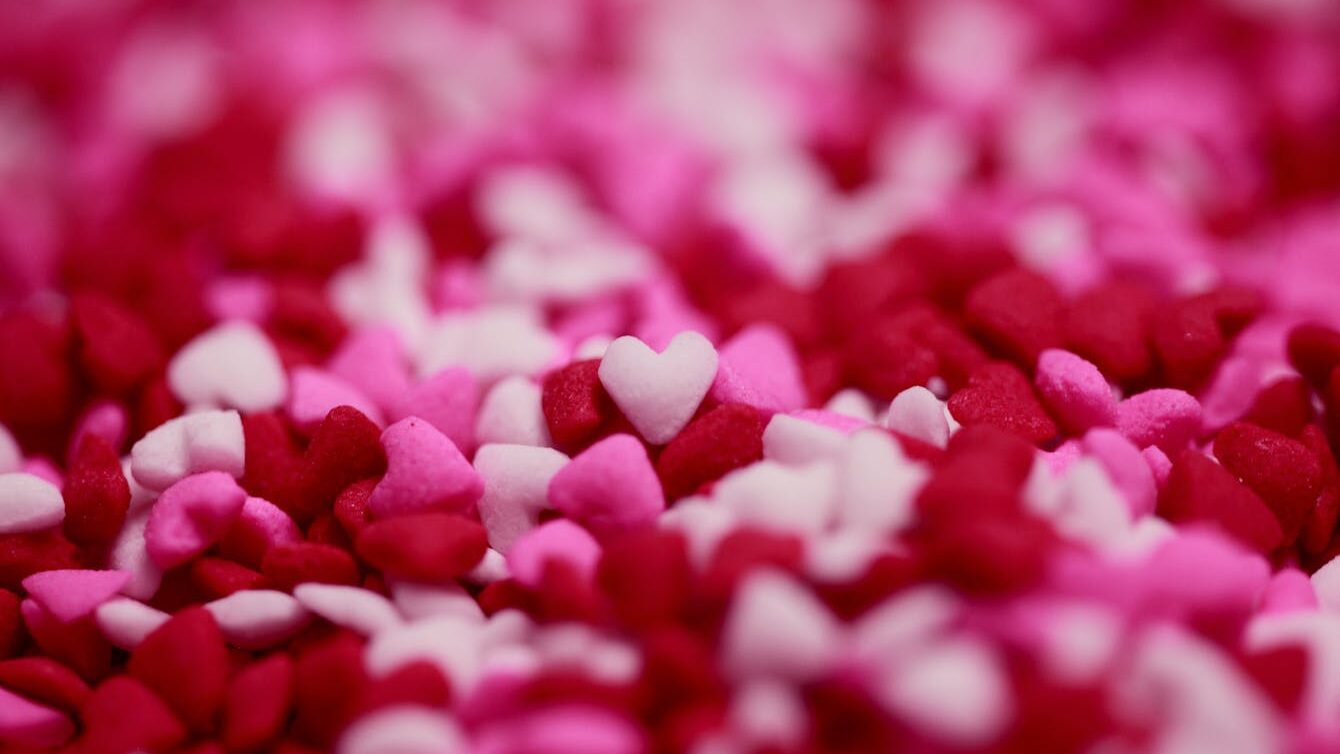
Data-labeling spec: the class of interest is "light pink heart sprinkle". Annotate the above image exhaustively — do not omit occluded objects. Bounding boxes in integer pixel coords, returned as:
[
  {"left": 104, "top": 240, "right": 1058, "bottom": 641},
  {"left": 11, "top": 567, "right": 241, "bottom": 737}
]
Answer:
[
  {"left": 710, "top": 324, "right": 805, "bottom": 414},
  {"left": 548, "top": 434, "right": 664, "bottom": 535},
  {"left": 287, "top": 366, "right": 384, "bottom": 431},
  {"left": 144, "top": 471, "right": 248, "bottom": 569},
  {"left": 1035, "top": 348, "right": 1118, "bottom": 434},
  {"left": 507, "top": 519, "right": 602, "bottom": 589},
  {"left": 368, "top": 417, "right": 484, "bottom": 519}
]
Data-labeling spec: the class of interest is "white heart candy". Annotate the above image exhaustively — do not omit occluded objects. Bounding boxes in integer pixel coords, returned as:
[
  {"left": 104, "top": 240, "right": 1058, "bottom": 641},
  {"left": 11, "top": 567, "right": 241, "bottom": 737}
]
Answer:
[
  {"left": 168, "top": 323, "right": 287, "bottom": 412},
  {"left": 0, "top": 473, "right": 64, "bottom": 534},
  {"left": 130, "top": 409, "right": 244, "bottom": 491},
  {"left": 597, "top": 331, "right": 718, "bottom": 445}
]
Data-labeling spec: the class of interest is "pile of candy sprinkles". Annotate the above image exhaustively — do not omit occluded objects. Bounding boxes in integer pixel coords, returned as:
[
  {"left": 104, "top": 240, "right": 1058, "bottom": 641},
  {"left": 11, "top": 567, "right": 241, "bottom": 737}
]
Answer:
[{"left": 2, "top": 0, "right": 1340, "bottom": 752}]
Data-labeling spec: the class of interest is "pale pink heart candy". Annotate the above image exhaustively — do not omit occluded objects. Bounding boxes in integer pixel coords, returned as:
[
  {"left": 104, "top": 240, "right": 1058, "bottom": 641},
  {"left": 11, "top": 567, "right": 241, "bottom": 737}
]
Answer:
[
  {"left": 123, "top": 458, "right": 156, "bottom": 513},
  {"left": 547, "top": 434, "right": 664, "bottom": 534},
  {"left": 1313, "top": 556, "right": 1340, "bottom": 613},
  {"left": 0, "top": 423, "right": 21, "bottom": 474},
  {"left": 287, "top": 366, "right": 384, "bottom": 431},
  {"left": 167, "top": 322, "right": 287, "bottom": 412},
  {"left": 144, "top": 471, "right": 248, "bottom": 569},
  {"left": 465, "top": 548, "right": 508, "bottom": 585},
  {"left": 762, "top": 414, "right": 847, "bottom": 466},
  {"left": 108, "top": 510, "right": 163, "bottom": 600},
  {"left": 418, "top": 306, "right": 561, "bottom": 383},
  {"left": 472, "top": 705, "right": 644, "bottom": 754},
  {"left": 657, "top": 499, "right": 737, "bottom": 570},
  {"left": 790, "top": 409, "right": 869, "bottom": 434},
  {"left": 885, "top": 386, "right": 949, "bottom": 449},
  {"left": 294, "top": 583, "right": 402, "bottom": 636},
  {"left": 836, "top": 429, "right": 926, "bottom": 533},
  {"left": 1082, "top": 428, "right": 1157, "bottom": 518},
  {"left": 709, "top": 324, "right": 805, "bottom": 414},
  {"left": 597, "top": 331, "right": 718, "bottom": 445},
  {"left": 1260, "top": 568, "right": 1319, "bottom": 615},
  {"left": 0, "top": 687, "right": 74, "bottom": 749},
  {"left": 388, "top": 581, "right": 483, "bottom": 622},
  {"left": 368, "top": 417, "right": 484, "bottom": 518},
  {"left": 824, "top": 390, "right": 877, "bottom": 424},
  {"left": 715, "top": 460, "right": 837, "bottom": 535},
  {"left": 390, "top": 367, "right": 479, "bottom": 455},
  {"left": 0, "top": 473, "right": 63, "bottom": 534},
  {"left": 365, "top": 614, "right": 484, "bottom": 690},
  {"left": 22, "top": 569, "right": 130, "bottom": 622},
  {"left": 130, "top": 409, "right": 244, "bottom": 491},
  {"left": 1035, "top": 348, "right": 1118, "bottom": 433},
  {"left": 69, "top": 400, "right": 128, "bottom": 459},
  {"left": 1117, "top": 388, "right": 1202, "bottom": 454},
  {"left": 94, "top": 597, "right": 169, "bottom": 649},
  {"left": 476, "top": 376, "right": 550, "bottom": 448},
  {"left": 878, "top": 637, "right": 1012, "bottom": 747},
  {"left": 730, "top": 680, "right": 807, "bottom": 749},
  {"left": 204, "top": 589, "right": 311, "bottom": 649},
  {"left": 328, "top": 326, "right": 413, "bottom": 415},
  {"left": 475, "top": 444, "right": 569, "bottom": 553},
  {"left": 336, "top": 705, "right": 464, "bottom": 754},
  {"left": 721, "top": 570, "right": 840, "bottom": 682},
  {"left": 1046, "top": 459, "right": 1132, "bottom": 546},
  {"left": 507, "top": 520, "right": 601, "bottom": 589}
]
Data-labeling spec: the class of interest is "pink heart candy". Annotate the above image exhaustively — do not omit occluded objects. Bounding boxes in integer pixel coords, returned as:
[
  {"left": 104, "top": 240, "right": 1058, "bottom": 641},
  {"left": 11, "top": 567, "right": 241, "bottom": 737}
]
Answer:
[
  {"left": 1082, "top": 428, "right": 1157, "bottom": 518},
  {"left": 1117, "top": 388, "right": 1203, "bottom": 454},
  {"left": 547, "top": 434, "right": 664, "bottom": 535},
  {"left": 144, "top": 471, "right": 248, "bottom": 569},
  {"left": 328, "top": 326, "right": 414, "bottom": 416},
  {"left": 287, "top": 366, "right": 384, "bottom": 431},
  {"left": 0, "top": 473, "right": 64, "bottom": 534},
  {"left": 506, "top": 519, "right": 602, "bottom": 588},
  {"left": 368, "top": 417, "right": 484, "bottom": 519},
  {"left": 1035, "top": 348, "right": 1118, "bottom": 434},
  {"left": 22, "top": 569, "right": 131, "bottom": 623},
  {"left": 710, "top": 324, "right": 805, "bottom": 414},
  {"left": 390, "top": 367, "right": 479, "bottom": 455},
  {"left": 0, "top": 686, "right": 74, "bottom": 749}
]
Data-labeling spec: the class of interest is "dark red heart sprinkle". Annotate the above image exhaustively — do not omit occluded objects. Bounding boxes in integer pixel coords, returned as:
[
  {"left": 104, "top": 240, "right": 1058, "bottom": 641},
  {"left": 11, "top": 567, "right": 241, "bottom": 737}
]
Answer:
[
  {"left": 222, "top": 653, "right": 294, "bottom": 754},
  {"left": 1159, "top": 450, "right": 1284, "bottom": 553},
  {"left": 947, "top": 362, "right": 1058, "bottom": 444},
  {"left": 128, "top": 606, "right": 230, "bottom": 732},
  {"left": 62, "top": 434, "right": 132, "bottom": 547},
  {"left": 1213, "top": 421, "right": 1322, "bottom": 543},
  {"left": 261, "top": 543, "right": 360, "bottom": 591},
  {"left": 542, "top": 359, "right": 617, "bottom": 452},
  {"left": 354, "top": 513, "right": 488, "bottom": 582},
  {"left": 656, "top": 403, "right": 766, "bottom": 501},
  {"left": 0, "top": 656, "right": 91, "bottom": 713},
  {"left": 964, "top": 269, "right": 1064, "bottom": 368}
]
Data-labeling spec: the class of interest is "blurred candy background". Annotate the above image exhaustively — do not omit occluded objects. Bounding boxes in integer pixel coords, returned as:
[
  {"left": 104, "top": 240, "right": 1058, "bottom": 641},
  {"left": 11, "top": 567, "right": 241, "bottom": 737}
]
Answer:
[{"left": 1, "top": 1, "right": 1340, "bottom": 753}]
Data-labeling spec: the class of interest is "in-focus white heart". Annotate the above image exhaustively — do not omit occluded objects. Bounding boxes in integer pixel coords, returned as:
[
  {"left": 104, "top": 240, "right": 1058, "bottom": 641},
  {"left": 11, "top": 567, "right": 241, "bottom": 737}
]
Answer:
[
  {"left": 168, "top": 323, "right": 287, "bottom": 412},
  {"left": 597, "top": 331, "right": 718, "bottom": 444}
]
